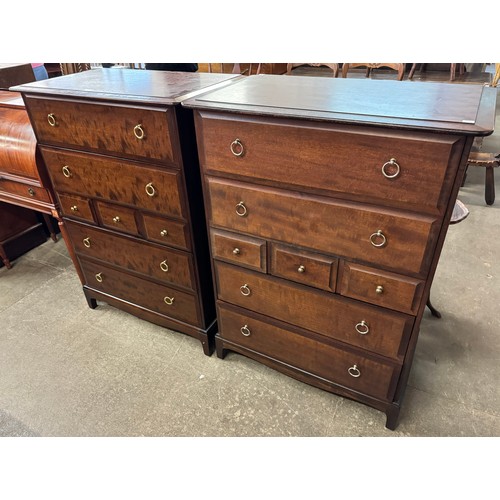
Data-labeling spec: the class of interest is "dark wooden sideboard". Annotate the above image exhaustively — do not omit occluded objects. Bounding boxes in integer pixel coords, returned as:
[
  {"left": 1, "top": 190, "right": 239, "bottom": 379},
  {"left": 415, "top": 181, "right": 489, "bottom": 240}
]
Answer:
[
  {"left": 13, "top": 69, "right": 241, "bottom": 354},
  {"left": 183, "top": 75, "right": 497, "bottom": 428}
]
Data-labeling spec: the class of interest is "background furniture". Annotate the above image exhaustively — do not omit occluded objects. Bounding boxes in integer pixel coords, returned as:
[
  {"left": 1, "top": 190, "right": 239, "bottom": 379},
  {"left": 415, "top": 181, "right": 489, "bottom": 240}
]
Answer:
[
  {"left": 14, "top": 69, "right": 240, "bottom": 354},
  {"left": 184, "top": 74, "right": 496, "bottom": 429},
  {"left": 466, "top": 152, "right": 499, "bottom": 205},
  {"left": 0, "top": 63, "right": 35, "bottom": 89},
  {"left": 342, "top": 63, "right": 405, "bottom": 80},
  {"left": 287, "top": 63, "right": 339, "bottom": 77},
  {"left": 409, "top": 63, "right": 466, "bottom": 81}
]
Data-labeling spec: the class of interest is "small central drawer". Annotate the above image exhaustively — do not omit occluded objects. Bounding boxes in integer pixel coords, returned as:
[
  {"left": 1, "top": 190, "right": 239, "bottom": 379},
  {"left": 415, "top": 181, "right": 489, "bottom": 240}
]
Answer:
[
  {"left": 66, "top": 220, "right": 195, "bottom": 290},
  {"left": 270, "top": 243, "right": 338, "bottom": 292},
  {"left": 96, "top": 201, "right": 139, "bottom": 236},
  {"left": 25, "top": 96, "right": 178, "bottom": 165},
  {"left": 143, "top": 213, "right": 190, "bottom": 251},
  {"left": 218, "top": 304, "right": 401, "bottom": 402}
]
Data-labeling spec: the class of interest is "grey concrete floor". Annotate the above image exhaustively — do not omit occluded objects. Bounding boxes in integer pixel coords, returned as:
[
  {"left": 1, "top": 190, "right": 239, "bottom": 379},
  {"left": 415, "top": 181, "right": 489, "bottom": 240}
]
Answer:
[{"left": 1, "top": 92, "right": 499, "bottom": 439}]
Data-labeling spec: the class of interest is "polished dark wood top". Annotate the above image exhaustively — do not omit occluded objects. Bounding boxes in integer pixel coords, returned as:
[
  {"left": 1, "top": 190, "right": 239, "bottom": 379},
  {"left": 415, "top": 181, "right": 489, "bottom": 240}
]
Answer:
[
  {"left": 0, "top": 90, "right": 25, "bottom": 109},
  {"left": 11, "top": 68, "right": 242, "bottom": 105},
  {"left": 183, "top": 74, "right": 497, "bottom": 135}
]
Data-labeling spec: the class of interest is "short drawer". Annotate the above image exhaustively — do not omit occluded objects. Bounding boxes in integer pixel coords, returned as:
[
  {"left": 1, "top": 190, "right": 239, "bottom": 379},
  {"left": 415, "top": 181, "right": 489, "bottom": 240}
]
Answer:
[
  {"left": 218, "top": 304, "right": 401, "bottom": 401},
  {"left": 80, "top": 258, "right": 201, "bottom": 327},
  {"left": 339, "top": 261, "right": 424, "bottom": 315},
  {"left": 25, "top": 96, "right": 177, "bottom": 165},
  {"left": 66, "top": 220, "right": 195, "bottom": 290},
  {"left": 58, "top": 193, "right": 95, "bottom": 223},
  {"left": 41, "top": 147, "right": 185, "bottom": 220},
  {"left": 96, "top": 201, "right": 139, "bottom": 236},
  {"left": 143, "top": 213, "right": 190, "bottom": 250},
  {"left": 211, "top": 229, "right": 266, "bottom": 272},
  {"left": 0, "top": 178, "right": 52, "bottom": 204},
  {"left": 197, "top": 112, "right": 464, "bottom": 214},
  {"left": 215, "top": 261, "right": 413, "bottom": 361},
  {"left": 270, "top": 243, "right": 337, "bottom": 292},
  {"left": 208, "top": 177, "right": 439, "bottom": 277}
]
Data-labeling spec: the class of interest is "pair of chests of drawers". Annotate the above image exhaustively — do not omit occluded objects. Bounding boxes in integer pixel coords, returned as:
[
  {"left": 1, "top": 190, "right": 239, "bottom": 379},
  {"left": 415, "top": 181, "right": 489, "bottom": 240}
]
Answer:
[
  {"left": 196, "top": 112, "right": 465, "bottom": 401},
  {"left": 25, "top": 96, "right": 203, "bottom": 327}
]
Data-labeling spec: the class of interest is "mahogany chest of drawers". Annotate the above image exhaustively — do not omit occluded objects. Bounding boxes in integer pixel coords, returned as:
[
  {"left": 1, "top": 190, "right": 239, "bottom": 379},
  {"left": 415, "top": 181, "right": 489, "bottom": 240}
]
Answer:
[
  {"left": 184, "top": 75, "right": 497, "bottom": 428},
  {"left": 13, "top": 69, "right": 240, "bottom": 354}
]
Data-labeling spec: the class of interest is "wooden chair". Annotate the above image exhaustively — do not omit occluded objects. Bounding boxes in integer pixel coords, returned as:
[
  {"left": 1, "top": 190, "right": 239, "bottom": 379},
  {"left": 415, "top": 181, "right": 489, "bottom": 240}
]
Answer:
[
  {"left": 465, "top": 152, "right": 499, "bottom": 205},
  {"left": 341, "top": 63, "right": 405, "bottom": 81},
  {"left": 287, "top": 63, "right": 339, "bottom": 77},
  {"left": 408, "top": 63, "right": 466, "bottom": 81}
]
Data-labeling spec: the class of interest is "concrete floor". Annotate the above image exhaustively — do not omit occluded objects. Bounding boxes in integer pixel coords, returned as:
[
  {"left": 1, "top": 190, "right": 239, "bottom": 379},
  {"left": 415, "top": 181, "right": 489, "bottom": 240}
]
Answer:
[{"left": 1, "top": 89, "right": 499, "bottom": 439}]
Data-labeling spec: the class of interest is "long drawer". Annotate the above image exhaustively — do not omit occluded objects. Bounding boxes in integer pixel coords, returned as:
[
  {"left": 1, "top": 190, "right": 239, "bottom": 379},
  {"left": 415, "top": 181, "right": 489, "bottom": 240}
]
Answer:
[
  {"left": 66, "top": 220, "right": 195, "bottom": 290},
  {"left": 25, "top": 96, "right": 178, "bottom": 165},
  {"left": 208, "top": 177, "right": 440, "bottom": 277},
  {"left": 0, "top": 178, "right": 52, "bottom": 204},
  {"left": 215, "top": 261, "right": 413, "bottom": 361},
  {"left": 80, "top": 258, "right": 201, "bottom": 327},
  {"left": 218, "top": 303, "right": 401, "bottom": 401},
  {"left": 197, "top": 112, "right": 464, "bottom": 214},
  {"left": 41, "top": 147, "right": 186, "bottom": 219}
]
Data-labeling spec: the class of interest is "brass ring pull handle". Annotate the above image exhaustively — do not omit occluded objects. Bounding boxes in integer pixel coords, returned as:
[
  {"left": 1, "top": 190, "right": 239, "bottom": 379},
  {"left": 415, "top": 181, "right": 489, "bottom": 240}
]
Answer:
[
  {"left": 160, "top": 229, "right": 168, "bottom": 237},
  {"left": 235, "top": 201, "right": 247, "bottom": 217},
  {"left": 355, "top": 321, "right": 370, "bottom": 335},
  {"left": 28, "top": 188, "right": 35, "bottom": 197},
  {"left": 145, "top": 182, "right": 156, "bottom": 197},
  {"left": 164, "top": 296, "right": 174, "bottom": 305},
  {"left": 370, "top": 230, "right": 387, "bottom": 248},
  {"left": 240, "top": 284, "right": 251, "bottom": 296},
  {"left": 160, "top": 260, "right": 169, "bottom": 272},
  {"left": 233, "top": 248, "right": 241, "bottom": 255},
  {"left": 348, "top": 364, "right": 361, "bottom": 378},
  {"left": 83, "top": 237, "right": 91, "bottom": 248},
  {"left": 240, "top": 324, "right": 251, "bottom": 337},
  {"left": 381, "top": 158, "right": 401, "bottom": 179},
  {"left": 62, "top": 166, "right": 72, "bottom": 178},
  {"left": 70, "top": 205, "right": 78, "bottom": 212},
  {"left": 133, "top": 124, "right": 145, "bottom": 140},
  {"left": 230, "top": 138, "right": 244, "bottom": 157},
  {"left": 112, "top": 216, "right": 121, "bottom": 223},
  {"left": 95, "top": 272, "right": 103, "bottom": 283},
  {"left": 47, "top": 113, "right": 57, "bottom": 127},
  {"left": 297, "top": 265, "right": 305, "bottom": 273},
  {"left": 376, "top": 285, "right": 384, "bottom": 294}
]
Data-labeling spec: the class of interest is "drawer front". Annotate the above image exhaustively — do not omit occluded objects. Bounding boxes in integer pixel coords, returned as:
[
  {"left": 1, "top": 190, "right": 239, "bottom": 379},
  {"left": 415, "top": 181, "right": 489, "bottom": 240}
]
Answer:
[
  {"left": 208, "top": 177, "right": 439, "bottom": 277},
  {"left": 41, "top": 147, "right": 185, "bottom": 219},
  {"left": 197, "top": 112, "right": 464, "bottom": 214},
  {"left": 218, "top": 304, "right": 400, "bottom": 401},
  {"left": 0, "top": 178, "right": 52, "bottom": 204},
  {"left": 211, "top": 229, "right": 266, "bottom": 272},
  {"left": 80, "top": 258, "right": 201, "bottom": 327},
  {"left": 58, "top": 193, "right": 95, "bottom": 222},
  {"left": 339, "top": 261, "right": 424, "bottom": 315},
  {"left": 96, "top": 201, "right": 139, "bottom": 236},
  {"left": 270, "top": 243, "right": 338, "bottom": 292},
  {"left": 25, "top": 96, "right": 177, "bottom": 164},
  {"left": 66, "top": 220, "right": 195, "bottom": 290},
  {"left": 215, "top": 262, "right": 413, "bottom": 361},
  {"left": 143, "top": 213, "right": 190, "bottom": 251}
]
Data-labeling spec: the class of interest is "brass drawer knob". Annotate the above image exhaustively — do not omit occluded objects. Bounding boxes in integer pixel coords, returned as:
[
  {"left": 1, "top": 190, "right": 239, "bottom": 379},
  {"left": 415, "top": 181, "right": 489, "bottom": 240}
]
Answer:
[
  {"left": 370, "top": 230, "right": 387, "bottom": 248},
  {"left": 240, "top": 324, "right": 251, "bottom": 337},
  {"left": 164, "top": 296, "right": 174, "bottom": 305},
  {"left": 160, "top": 260, "right": 169, "bottom": 272},
  {"left": 70, "top": 205, "right": 78, "bottom": 212},
  {"left": 297, "top": 265, "right": 305, "bottom": 273},
  {"left": 62, "top": 165, "right": 72, "bottom": 178},
  {"left": 83, "top": 237, "right": 91, "bottom": 248},
  {"left": 160, "top": 229, "right": 168, "bottom": 237},
  {"left": 355, "top": 320, "right": 370, "bottom": 335},
  {"left": 376, "top": 285, "right": 384, "bottom": 294},
  {"left": 95, "top": 272, "right": 103, "bottom": 283},
  {"left": 145, "top": 182, "right": 156, "bottom": 197},
  {"left": 28, "top": 188, "right": 35, "bottom": 197},
  {"left": 233, "top": 248, "right": 241, "bottom": 255},
  {"left": 348, "top": 364, "right": 361, "bottom": 378},
  {"left": 230, "top": 138, "right": 244, "bottom": 157},
  {"left": 47, "top": 113, "right": 57, "bottom": 127},
  {"left": 112, "top": 216, "right": 121, "bottom": 223},
  {"left": 235, "top": 201, "right": 247, "bottom": 217},
  {"left": 381, "top": 158, "right": 401, "bottom": 179},
  {"left": 240, "top": 284, "right": 251, "bottom": 296},
  {"left": 133, "top": 124, "right": 145, "bottom": 140}
]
